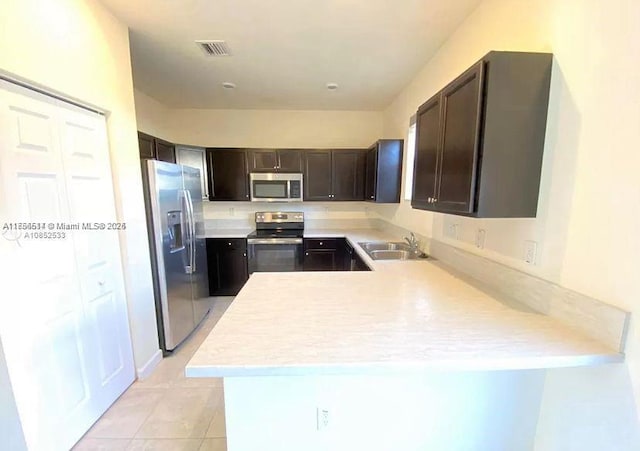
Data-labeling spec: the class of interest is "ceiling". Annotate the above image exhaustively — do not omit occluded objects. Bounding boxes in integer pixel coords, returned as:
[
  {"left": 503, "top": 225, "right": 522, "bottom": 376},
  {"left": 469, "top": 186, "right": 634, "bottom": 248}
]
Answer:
[{"left": 100, "top": 0, "right": 482, "bottom": 110}]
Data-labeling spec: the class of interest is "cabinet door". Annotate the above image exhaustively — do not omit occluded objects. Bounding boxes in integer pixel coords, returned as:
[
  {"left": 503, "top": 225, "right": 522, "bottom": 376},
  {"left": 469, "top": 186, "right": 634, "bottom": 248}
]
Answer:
[
  {"left": 138, "top": 132, "right": 155, "bottom": 159},
  {"left": 249, "top": 149, "right": 278, "bottom": 172},
  {"left": 304, "top": 150, "right": 332, "bottom": 200},
  {"left": 353, "top": 251, "right": 371, "bottom": 271},
  {"left": 436, "top": 62, "right": 484, "bottom": 213},
  {"left": 303, "top": 249, "right": 338, "bottom": 271},
  {"left": 332, "top": 150, "right": 365, "bottom": 201},
  {"left": 155, "top": 138, "right": 176, "bottom": 163},
  {"left": 176, "top": 146, "right": 208, "bottom": 199},
  {"left": 365, "top": 146, "right": 377, "bottom": 201},
  {"left": 277, "top": 149, "right": 302, "bottom": 172},
  {"left": 207, "top": 239, "right": 248, "bottom": 296},
  {"left": 207, "top": 148, "right": 249, "bottom": 201},
  {"left": 412, "top": 93, "right": 442, "bottom": 209}
]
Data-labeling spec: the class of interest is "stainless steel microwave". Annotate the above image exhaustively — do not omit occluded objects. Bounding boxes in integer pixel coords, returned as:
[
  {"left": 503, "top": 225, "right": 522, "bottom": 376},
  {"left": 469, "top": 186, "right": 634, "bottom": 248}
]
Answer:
[{"left": 249, "top": 173, "right": 303, "bottom": 202}]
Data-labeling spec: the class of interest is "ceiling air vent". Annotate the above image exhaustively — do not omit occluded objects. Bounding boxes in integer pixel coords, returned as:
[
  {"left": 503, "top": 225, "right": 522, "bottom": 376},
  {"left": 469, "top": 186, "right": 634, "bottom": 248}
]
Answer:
[{"left": 196, "top": 40, "right": 231, "bottom": 57}]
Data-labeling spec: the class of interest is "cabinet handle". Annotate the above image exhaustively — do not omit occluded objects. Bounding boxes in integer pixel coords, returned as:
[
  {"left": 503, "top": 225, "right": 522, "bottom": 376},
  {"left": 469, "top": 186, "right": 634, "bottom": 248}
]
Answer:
[
  {"left": 319, "top": 242, "right": 323, "bottom": 246},
  {"left": 370, "top": 195, "right": 374, "bottom": 199},
  {"left": 243, "top": 252, "right": 246, "bottom": 257},
  {"left": 228, "top": 242, "right": 232, "bottom": 246},
  {"left": 305, "top": 252, "right": 309, "bottom": 256}
]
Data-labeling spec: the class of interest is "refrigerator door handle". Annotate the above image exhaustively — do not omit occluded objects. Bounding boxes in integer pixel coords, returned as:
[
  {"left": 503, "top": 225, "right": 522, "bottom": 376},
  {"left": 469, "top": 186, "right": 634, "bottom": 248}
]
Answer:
[
  {"left": 184, "top": 189, "right": 197, "bottom": 273},
  {"left": 181, "top": 190, "right": 193, "bottom": 274}
]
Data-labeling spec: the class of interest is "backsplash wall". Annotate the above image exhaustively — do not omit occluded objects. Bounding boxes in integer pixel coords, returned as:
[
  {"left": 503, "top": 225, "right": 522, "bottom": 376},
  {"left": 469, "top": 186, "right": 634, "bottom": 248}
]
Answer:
[{"left": 203, "top": 201, "right": 377, "bottom": 229}]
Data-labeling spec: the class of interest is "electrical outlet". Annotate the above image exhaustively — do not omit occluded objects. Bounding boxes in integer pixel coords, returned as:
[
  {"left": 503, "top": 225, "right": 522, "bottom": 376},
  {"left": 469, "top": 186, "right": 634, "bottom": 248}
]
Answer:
[
  {"left": 316, "top": 407, "right": 329, "bottom": 431},
  {"left": 524, "top": 240, "right": 537, "bottom": 265},
  {"left": 445, "top": 223, "right": 460, "bottom": 239},
  {"left": 452, "top": 223, "right": 460, "bottom": 240},
  {"left": 475, "top": 229, "right": 486, "bottom": 249}
]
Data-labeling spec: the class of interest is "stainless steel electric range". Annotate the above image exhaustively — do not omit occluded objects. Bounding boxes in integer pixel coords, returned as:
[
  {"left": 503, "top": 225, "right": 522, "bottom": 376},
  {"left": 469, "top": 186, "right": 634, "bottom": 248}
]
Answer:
[{"left": 246, "top": 212, "right": 304, "bottom": 273}]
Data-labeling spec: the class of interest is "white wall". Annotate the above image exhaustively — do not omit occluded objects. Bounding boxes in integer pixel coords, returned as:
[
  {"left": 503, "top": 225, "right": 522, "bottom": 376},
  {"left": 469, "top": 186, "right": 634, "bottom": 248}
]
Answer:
[
  {"left": 372, "top": 0, "right": 640, "bottom": 447},
  {"left": 0, "top": 0, "right": 159, "bottom": 375},
  {"left": 133, "top": 89, "right": 171, "bottom": 139},
  {"left": 134, "top": 89, "right": 383, "bottom": 149},
  {"left": 0, "top": 336, "right": 26, "bottom": 451},
  {"left": 167, "top": 108, "right": 382, "bottom": 149}
]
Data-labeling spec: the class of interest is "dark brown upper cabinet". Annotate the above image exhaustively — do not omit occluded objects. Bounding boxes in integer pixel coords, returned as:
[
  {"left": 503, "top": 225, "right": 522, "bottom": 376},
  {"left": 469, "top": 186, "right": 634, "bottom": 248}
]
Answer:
[
  {"left": 248, "top": 149, "right": 278, "bottom": 172},
  {"left": 137, "top": 132, "right": 175, "bottom": 163},
  {"left": 155, "top": 138, "right": 176, "bottom": 163},
  {"left": 365, "top": 139, "right": 404, "bottom": 203},
  {"left": 138, "top": 132, "right": 156, "bottom": 159},
  {"left": 206, "top": 148, "right": 249, "bottom": 201},
  {"left": 332, "top": 150, "right": 365, "bottom": 201},
  {"left": 304, "top": 150, "right": 365, "bottom": 201},
  {"left": 412, "top": 51, "right": 553, "bottom": 218},
  {"left": 436, "top": 62, "right": 483, "bottom": 214},
  {"left": 277, "top": 149, "right": 303, "bottom": 172},
  {"left": 303, "top": 150, "right": 332, "bottom": 200},
  {"left": 412, "top": 94, "right": 442, "bottom": 210},
  {"left": 248, "top": 149, "right": 302, "bottom": 173}
]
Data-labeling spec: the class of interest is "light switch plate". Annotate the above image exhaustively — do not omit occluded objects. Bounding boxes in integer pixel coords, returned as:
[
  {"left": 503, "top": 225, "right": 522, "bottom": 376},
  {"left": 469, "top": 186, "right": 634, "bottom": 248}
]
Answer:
[
  {"left": 475, "top": 229, "right": 486, "bottom": 249},
  {"left": 524, "top": 240, "right": 537, "bottom": 265}
]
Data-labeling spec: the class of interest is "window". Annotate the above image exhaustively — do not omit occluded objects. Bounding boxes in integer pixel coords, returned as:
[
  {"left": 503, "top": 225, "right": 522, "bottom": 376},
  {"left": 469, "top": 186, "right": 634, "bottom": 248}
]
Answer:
[{"left": 403, "top": 120, "right": 417, "bottom": 201}]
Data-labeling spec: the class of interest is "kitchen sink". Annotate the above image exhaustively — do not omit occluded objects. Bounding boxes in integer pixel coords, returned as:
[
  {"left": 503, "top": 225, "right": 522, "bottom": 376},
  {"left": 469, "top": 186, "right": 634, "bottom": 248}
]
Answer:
[
  {"left": 358, "top": 241, "right": 410, "bottom": 251},
  {"left": 358, "top": 242, "right": 429, "bottom": 261}
]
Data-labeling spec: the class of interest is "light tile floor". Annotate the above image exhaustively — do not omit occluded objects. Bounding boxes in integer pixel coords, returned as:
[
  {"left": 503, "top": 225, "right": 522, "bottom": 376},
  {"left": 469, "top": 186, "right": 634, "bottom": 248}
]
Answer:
[{"left": 73, "top": 299, "right": 233, "bottom": 451}]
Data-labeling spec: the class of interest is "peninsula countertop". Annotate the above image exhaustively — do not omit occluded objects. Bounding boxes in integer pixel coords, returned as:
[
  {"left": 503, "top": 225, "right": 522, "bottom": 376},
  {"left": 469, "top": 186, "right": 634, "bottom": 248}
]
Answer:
[{"left": 186, "top": 229, "right": 622, "bottom": 377}]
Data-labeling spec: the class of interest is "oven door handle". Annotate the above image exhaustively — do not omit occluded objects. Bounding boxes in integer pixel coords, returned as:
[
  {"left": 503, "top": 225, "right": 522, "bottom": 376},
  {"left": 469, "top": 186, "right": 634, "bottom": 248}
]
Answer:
[{"left": 247, "top": 238, "right": 303, "bottom": 245}]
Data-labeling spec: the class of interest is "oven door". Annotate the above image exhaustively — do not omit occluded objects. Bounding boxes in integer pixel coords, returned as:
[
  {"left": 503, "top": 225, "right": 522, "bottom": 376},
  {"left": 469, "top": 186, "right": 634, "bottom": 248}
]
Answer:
[{"left": 247, "top": 238, "right": 304, "bottom": 273}]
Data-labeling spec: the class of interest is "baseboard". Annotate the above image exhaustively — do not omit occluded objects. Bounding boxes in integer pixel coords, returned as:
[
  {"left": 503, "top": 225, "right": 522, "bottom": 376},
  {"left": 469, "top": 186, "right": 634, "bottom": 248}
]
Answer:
[{"left": 136, "top": 349, "right": 163, "bottom": 380}]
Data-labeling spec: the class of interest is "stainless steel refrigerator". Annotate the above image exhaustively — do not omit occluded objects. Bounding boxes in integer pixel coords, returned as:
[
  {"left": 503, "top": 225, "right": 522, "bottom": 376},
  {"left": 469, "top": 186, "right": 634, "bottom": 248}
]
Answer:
[{"left": 142, "top": 160, "right": 209, "bottom": 353}]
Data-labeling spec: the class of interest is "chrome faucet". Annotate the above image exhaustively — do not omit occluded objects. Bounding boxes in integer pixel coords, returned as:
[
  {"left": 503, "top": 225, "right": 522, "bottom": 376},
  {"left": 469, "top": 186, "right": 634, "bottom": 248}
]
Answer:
[{"left": 404, "top": 232, "right": 420, "bottom": 253}]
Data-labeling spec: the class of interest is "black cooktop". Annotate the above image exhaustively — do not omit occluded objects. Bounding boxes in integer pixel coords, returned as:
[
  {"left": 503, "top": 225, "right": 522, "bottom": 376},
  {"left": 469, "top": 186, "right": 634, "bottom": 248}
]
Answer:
[{"left": 247, "top": 229, "right": 304, "bottom": 239}]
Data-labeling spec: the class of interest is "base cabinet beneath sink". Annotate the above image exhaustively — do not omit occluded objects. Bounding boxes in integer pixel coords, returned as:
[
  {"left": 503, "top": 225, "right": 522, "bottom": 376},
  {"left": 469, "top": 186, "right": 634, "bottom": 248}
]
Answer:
[
  {"left": 304, "top": 238, "right": 371, "bottom": 271},
  {"left": 352, "top": 251, "right": 370, "bottom": 271}
]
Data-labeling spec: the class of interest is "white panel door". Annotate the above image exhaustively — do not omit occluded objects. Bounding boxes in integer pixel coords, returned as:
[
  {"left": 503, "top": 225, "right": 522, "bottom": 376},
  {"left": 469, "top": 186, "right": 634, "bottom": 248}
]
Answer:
[
  {"left": 0, "top": 80, "right": 134, "bottom": 451},
  {"left": 57, "top": 101, "right": 135, "bottom": 414}
]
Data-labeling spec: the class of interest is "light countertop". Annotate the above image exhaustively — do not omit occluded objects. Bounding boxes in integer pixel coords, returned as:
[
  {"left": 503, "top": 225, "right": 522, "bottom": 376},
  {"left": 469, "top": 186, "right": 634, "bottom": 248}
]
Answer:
[
  {"left": 187, "top": 229, "right": 622, "bottom": 377},
  {"left": 203, "top": 228, "right": 253, "bottom": 238}
]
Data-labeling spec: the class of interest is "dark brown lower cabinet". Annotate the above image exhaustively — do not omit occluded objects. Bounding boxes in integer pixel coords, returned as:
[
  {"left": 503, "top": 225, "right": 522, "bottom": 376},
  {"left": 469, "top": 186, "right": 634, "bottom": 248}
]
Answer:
[
  {"left": 206, "top": 238, "right": 249, "bottom": 296},
  {"left": 304, "top": 238, "right": 371, "bottom": 271},
  {"left": 344, "top": 239, "right": 371, "bottom": 271},
  {"left": 304, "top": 238, "right": 341, "bottom": 271},
  {"left": 352, "top": 251, "right": 371, "bottom": 271}
]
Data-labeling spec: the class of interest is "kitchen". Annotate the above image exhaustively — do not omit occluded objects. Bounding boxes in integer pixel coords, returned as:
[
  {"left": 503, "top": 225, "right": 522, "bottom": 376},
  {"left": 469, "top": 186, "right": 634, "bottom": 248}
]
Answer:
[{"left": 1, "top": 0, "right": 639, "bottom": 450}]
